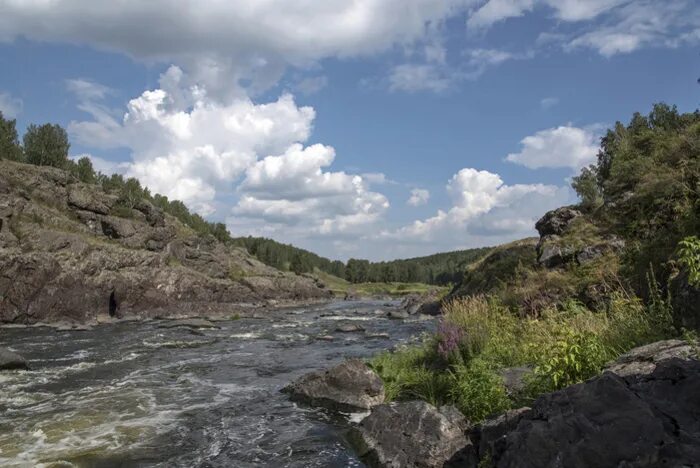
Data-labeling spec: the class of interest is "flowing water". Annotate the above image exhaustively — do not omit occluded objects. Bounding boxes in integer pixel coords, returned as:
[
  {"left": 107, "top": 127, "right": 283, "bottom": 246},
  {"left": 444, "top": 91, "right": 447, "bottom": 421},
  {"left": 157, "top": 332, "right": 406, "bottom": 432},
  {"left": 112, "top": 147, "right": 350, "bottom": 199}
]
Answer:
[{"left": 0, "top": 301, "right": 434, "bottom": 467}]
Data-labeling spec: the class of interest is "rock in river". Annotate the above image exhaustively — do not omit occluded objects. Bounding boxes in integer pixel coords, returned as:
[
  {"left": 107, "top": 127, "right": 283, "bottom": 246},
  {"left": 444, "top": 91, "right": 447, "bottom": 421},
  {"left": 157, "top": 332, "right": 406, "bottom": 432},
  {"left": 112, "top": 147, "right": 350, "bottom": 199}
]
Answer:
[
  {"left": 282, "top": 359, "right": 384, "bottom": 411},
  {"left": 158, "top": 318, "right": 220, "bottom": 330},
  {"left": 335, "top": 323, "right": 365, "bottom": 333},
  {"left": 350, "top": 400, "right": 470, "bottom": 468},
  {"left": 0, "top": 347, "right": 28, "bottom": 370}
]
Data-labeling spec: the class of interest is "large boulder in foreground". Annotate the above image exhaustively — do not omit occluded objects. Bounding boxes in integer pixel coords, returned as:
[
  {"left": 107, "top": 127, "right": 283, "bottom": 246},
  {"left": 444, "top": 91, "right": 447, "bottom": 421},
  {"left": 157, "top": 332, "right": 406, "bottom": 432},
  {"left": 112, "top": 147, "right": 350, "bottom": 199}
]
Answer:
[
  {"left": 350, "top": 401, "right": 471, "bottom": 468},
  {"left": 448, "top": 340, "right": 700, "bottom": 467},
  {"left": 282, "top": 359, "right": 385, "bottom": 411},
  {"left": 0, "top": 348, "right": 28, "bottom": 370}
]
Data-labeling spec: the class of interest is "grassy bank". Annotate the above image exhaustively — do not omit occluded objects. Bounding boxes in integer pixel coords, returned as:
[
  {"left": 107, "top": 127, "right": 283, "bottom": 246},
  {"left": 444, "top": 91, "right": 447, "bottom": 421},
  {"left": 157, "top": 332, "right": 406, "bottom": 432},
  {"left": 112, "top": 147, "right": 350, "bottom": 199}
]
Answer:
[
  {"left": 313, "top": 268, "right": 447, "bottom": 298},
  {"left": 369, "top": 291, "right": 681, "bottom": 423}
]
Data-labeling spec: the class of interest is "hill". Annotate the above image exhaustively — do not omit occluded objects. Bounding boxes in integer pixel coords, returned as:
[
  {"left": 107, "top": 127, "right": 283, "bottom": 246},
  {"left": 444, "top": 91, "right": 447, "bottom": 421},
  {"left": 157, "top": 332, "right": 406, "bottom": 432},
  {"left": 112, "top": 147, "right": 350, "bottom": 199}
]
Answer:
[
  {"left": 232, "top": 235, "right": 490, "bottom": 286},
  {"left": 0, "top": 159, "right": 328, "bottom": 324}
]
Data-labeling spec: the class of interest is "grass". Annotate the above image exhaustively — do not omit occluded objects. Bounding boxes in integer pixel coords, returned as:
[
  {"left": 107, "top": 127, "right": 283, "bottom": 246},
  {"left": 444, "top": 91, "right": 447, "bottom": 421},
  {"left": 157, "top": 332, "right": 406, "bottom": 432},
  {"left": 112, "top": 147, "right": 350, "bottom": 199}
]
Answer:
[
  {"left": 369, "top": 290, "right": 677, "bottom": 423},
  {"left": 312, "top": 268, "right": 446, "bottom": 297}
]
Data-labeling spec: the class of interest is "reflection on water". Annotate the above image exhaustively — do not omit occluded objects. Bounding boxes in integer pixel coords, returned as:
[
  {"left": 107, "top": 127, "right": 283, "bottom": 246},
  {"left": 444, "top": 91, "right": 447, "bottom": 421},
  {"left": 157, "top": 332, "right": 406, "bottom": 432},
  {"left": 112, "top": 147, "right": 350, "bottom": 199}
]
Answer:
[{"left": 0, "top": 301, "right": 433, "bottom": 467}]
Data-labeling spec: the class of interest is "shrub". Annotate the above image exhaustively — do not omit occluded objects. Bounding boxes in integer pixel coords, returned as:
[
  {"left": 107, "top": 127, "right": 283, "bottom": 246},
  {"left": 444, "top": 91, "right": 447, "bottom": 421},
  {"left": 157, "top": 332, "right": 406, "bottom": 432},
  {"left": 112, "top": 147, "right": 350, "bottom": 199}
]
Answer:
[
  {"left": 449, "top": 358, "right": 511, "bottom": 421},
  {"left": 678, "top": 236, "right": 700, "bottom": 287}
]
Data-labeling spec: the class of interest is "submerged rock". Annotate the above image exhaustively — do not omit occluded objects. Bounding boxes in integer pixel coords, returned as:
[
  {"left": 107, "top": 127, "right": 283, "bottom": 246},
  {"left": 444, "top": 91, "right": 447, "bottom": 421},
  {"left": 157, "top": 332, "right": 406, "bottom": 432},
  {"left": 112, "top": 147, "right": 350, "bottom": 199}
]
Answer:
[
  {"left": 157, "top": 318, "right": 220, "bottom": 330},
  {"left": 0, "top": 347, "right": 28, "bottom": 370},
  {"left": 386, "top": 309, "right": 409, "bottom": 320},
  {"left": 335, "top": 323, "right": 365, "bottom": 333},
  {"left": 350, "top": 401, "right": 470, "bottom": 468},
  {"left": 282, "top": 359, "right": 384, "bottom": 411}
]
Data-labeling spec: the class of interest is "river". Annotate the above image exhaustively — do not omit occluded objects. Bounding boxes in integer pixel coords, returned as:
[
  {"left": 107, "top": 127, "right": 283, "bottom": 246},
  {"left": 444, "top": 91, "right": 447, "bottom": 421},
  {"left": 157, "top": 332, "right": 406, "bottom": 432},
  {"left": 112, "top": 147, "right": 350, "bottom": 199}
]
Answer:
[{"left": 0, "top": 301, "right": 434, "bottom": 467}]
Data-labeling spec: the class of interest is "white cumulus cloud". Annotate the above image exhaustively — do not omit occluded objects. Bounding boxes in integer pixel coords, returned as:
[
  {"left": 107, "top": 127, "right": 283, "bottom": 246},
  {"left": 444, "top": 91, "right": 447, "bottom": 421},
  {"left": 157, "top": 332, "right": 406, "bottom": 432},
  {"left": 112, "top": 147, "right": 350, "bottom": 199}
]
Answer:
[
  {"left": 0, "top": 92, "right": 22, "bottom": 119},
  {"left": 505, "top": 125, "right": 600, "bottom": 170},
  {"left": 408, "top": 188, "right": 430, "bottom": 206}
]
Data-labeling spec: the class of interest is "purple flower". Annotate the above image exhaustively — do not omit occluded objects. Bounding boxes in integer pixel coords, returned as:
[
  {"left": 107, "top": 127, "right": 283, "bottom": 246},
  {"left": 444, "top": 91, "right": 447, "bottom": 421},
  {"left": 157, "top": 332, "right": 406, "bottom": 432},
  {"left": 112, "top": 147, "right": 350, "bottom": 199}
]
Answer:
[{"left": 437, "top": 319, "right": 464, "bottom": 361}]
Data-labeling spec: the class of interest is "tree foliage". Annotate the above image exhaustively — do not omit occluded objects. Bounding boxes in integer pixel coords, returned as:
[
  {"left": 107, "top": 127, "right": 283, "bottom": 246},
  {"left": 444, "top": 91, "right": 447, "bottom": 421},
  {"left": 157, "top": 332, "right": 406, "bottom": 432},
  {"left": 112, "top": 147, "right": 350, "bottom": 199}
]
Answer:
[
  {"left": 0, "top": 111, "right": 23, "bottom": 161},
  {"left": 23, "top": 123, "right": 70, "bottom": 168}
]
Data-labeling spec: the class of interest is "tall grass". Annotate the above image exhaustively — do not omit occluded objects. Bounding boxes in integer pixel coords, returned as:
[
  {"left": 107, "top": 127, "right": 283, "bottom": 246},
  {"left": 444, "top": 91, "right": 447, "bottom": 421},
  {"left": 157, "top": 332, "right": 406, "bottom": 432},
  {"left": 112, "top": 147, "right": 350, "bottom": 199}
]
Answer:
[{"left": 370, "top": 291, "right": 676, "bottom": 423}]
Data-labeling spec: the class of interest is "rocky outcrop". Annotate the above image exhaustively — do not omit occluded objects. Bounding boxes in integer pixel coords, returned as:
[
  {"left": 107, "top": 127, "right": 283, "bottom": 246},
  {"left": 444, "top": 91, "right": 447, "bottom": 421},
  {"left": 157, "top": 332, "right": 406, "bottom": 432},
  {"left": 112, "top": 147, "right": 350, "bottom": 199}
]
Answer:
[
  {"left": 0, "top": 347, "right": 28, "bottom": 370},
  {"left": 400, "top": 291, "right": 442, "bottom": 316},
  {"left": 446, "top": 340, "right": 700, "bottom": 467},
  {"left": 0, "top": 159, "right": 328, "bottom": 324},
  {"left": 535, "top": 206, "right": 582, "bottom": 237},
  {"left": 604, "top": 339, "right": 697, "bottom": 377},
  {"left": 350, "top": 401, "right": 471, "bottom": 468},
  {"left": 534, "top": 207, "right": 625, "bottom": 269},
  {"left": 282, "top": 359, "right": 385, "bottom": 411}
]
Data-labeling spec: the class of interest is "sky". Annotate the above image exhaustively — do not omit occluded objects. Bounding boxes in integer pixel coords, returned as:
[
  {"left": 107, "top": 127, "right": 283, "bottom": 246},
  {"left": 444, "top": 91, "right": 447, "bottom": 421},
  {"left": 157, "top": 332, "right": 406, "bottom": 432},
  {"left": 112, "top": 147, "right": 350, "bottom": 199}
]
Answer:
[{"left": 0, "top": 1, "right": 698, "bottom": 261}]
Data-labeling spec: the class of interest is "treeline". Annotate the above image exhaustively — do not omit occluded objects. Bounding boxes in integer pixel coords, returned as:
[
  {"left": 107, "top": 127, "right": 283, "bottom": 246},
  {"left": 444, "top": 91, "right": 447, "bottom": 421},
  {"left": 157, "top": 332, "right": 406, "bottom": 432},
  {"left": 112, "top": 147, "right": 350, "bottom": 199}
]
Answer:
[
  {"left": 231, "top": 235, "right": 490, "bottom": 285},
  {"left": 1, "top": 111, "right": 490, "bottom": 285}
]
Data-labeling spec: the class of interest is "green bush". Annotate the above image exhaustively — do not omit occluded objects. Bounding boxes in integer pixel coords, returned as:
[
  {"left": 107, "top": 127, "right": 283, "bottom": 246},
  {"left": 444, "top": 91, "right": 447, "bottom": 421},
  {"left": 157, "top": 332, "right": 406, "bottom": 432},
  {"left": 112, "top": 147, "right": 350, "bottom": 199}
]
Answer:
[{"left": 449, "top": 358, "right": 511, "bottom": 421}]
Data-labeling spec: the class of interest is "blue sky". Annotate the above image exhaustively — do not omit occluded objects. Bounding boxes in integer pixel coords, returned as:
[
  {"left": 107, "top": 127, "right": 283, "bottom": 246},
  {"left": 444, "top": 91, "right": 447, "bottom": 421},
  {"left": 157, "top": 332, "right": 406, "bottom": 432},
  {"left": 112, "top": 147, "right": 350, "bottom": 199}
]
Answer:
[{"left": 0, "top": 1, "right": 698, "bottom": 260}]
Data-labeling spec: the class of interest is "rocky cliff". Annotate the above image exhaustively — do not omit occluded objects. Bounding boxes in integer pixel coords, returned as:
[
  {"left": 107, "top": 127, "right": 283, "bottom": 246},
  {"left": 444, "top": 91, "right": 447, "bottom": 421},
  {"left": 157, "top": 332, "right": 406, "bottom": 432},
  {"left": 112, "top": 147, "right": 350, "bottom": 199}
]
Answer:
[{"left": 0, "top": 160, "right": 329, "bottom": 324}]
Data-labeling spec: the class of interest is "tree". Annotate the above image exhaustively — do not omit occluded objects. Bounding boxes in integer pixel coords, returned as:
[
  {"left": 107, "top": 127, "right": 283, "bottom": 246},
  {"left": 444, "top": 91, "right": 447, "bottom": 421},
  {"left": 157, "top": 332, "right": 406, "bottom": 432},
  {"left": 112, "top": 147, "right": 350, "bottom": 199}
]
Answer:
[
  {"left": 23, "top": 123, "right": 70, "bottom": 168},
  {"left": 73, "top": 156, "right": 96, "bottom": 183},
  {"left": 571, "top": 165, "right": 602, "bottom": 211},
  {"left": 0, "top": 111, "right": 23, "bottom": 161}
]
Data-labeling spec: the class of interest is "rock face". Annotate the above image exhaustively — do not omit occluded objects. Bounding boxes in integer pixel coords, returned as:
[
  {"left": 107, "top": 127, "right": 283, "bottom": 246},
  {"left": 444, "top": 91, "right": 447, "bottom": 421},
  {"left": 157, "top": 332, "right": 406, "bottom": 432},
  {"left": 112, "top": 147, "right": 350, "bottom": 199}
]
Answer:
[
  {"left": 447, "top": 340, "right": 700, "bottom": 467},
  {"left": 282, "top": 359, "right": 385, "bottom": 411},
  {"left": 350, "top": 401, "right": 470, "bottom": 468},
  {"left": 535, "top": 206, "right": 582, "bottom": 237},
  {"left": 0, "top": 347, "right": 28, "bottom": 370},
  {"left": 0, "top": 159, "right": 328, "bottom": 324},
  {"left": 400, "top": 291, "right": 442, "bottom": 316},
  {"left": 534, "top": 206, "right": 625, "bottom": 269}
]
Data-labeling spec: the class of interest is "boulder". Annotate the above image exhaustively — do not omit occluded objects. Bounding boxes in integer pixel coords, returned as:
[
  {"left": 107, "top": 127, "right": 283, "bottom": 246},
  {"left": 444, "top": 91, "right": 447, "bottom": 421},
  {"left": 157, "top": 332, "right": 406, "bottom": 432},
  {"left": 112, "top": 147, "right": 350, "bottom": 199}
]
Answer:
[
  {"left": 604, "top": 339, "right": 697, "bottom": 377},
  {"left": 535, "top": 206, "right": 582, "bottom": 237},
  {"left": 282, "top": 359, "right": 385, "bottom": 411},
  {"left": 158, "top": 318, "right": 220, "bottom": 329},
  {"left": 335, "top": 323, "right": 365, "bottom": 333},
  {"left": 498, "top": 366, "right": 532, "bottom": 396},
  {"left": 536, "top": 237, "right": 576, "bottom": 268},
  {"left": 0, "top": 348, "right": 28, "bottom": 370},
  {"left": 67, "top": 186, "right": 115, "bottom": 215},
  {"left": 464, "top": 341, "right": 700, "bottom": 467},
  {"left": 386, "top": 309, "right": 409, "bottom": 320},
  {"left": 350, "top": 401, "right": 471, "bottom": 468}
]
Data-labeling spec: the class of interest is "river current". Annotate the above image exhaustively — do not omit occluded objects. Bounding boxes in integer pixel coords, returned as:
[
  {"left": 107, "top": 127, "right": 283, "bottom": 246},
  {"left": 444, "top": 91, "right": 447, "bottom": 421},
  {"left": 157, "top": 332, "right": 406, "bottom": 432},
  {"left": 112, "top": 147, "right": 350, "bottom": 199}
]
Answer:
[{"left": 0, "top": 301, "right": 434, "bottom": 467}]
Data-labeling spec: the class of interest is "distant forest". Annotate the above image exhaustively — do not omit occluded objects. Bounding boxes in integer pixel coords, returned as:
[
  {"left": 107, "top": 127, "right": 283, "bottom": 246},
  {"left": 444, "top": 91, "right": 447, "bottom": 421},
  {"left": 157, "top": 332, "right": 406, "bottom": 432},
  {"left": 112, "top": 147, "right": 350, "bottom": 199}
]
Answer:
[
  {"left": 232, "top": 236, "right": 491, "bottom": 285},
  {"left": 0, "top": 110, "right": 490, "bottom": 286}
]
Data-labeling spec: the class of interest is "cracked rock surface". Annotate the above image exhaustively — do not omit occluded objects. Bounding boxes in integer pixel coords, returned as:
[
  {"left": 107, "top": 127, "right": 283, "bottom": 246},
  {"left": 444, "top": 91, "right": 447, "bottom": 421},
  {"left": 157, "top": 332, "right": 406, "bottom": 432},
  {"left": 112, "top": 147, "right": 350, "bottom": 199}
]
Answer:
[{"left": 447, "top": 340, "right": 700, "bottom": 467}]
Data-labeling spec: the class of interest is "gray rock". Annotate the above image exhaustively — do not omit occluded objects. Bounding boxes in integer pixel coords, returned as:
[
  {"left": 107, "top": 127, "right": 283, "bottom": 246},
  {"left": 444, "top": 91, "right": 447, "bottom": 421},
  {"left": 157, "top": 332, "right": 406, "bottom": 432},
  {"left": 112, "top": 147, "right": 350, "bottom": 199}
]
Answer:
[
  {"left": 604, "top": 339, "right": 697, "bottom": 377},
  {"left": 466, "top": 341, "right": 700, "bottom": 467},
  {"left": 535, "top": 206, "right": 582, "bottom": 237},
  {"left": 158, "top": 318, "right": 220, "bottom": 329},
  {"left": 283, "top": 359, "right": 385, "bottom": 411},
  {"left": 386, "top": 309, "right": 409, "bottom": 320},
  {"left": 67, "top": 186, "right": 115, "bottom": 215},
  {"left": 498, "top": 366, "right": 532, "bottom": 396},
  {"left": 536, "top": 237, "right": 576, "bottom": 268},
  {"left": 335, "top": 323, "right": 365, "bottom": 333},
  {"left": 0, "top": 347, "right": 28, "bottom": 370},
  {"left": 350, "top": 401, "right": 471, "bottom": 468}
]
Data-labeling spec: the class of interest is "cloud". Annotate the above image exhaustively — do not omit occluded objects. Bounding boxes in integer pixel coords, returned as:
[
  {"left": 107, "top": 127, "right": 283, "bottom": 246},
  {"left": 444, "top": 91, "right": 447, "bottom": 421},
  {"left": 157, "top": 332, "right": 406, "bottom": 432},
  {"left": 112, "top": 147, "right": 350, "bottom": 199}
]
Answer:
[
  {"left": 505, "top": 125, "right": 600, "bottom": 170},
  {"left": 388, "top": 63, "right": 455, "bottom": 93},
  {"left": 0, "top": 92, "right": 23, "bottom": 118},
  {"left": 70, "top": 153, "right": 129, "bottom": 175},
  {"left": 234, "top": 143, "right": 389, "bottom": 234},
  {"left": 68, "top": 66, "right": 389, "bottom": 232},
  {"left": 293, "top": 75, "right": 328, "bottom": 95},
  {"left": 408, "top": 188, "right": 430, "bottom": 206},
  {"left": 540, "top": 97, "right": 559, "bottom": 109},
  {"left": 467, "top": 0, "right": 626, "bottom": 29},
  {"left": 467, "top": 0, "right": 700, "bottom": 57},
  {"left": 387, "top": 168, "right": 570, "bottom": 242},
  {"left": 0, "top": 0, "right": 477, "bottom": 97},
  {"left": 566, "top": 1, "right": 700, "bottom": 57}
]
